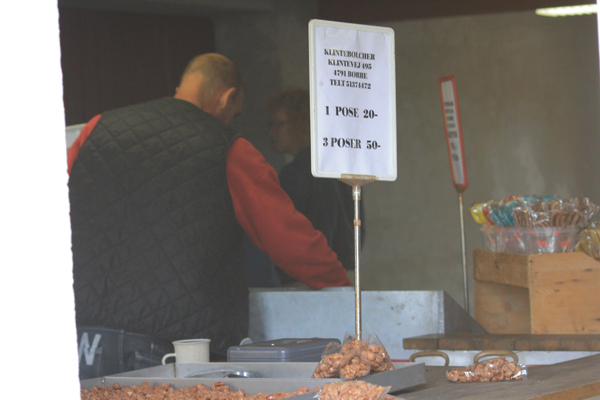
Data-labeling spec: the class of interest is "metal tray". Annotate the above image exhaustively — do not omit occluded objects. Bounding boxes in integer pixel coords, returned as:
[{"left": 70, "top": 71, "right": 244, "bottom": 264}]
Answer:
[{"left": 80, "top": 362, "right": 426, "bottom": 395}]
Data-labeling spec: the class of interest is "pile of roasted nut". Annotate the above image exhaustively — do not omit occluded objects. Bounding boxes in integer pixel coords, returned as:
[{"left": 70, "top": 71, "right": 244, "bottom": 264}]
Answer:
[
  {"left": 319, "top": 381, "right": 394, "bottom": 400},
  {"left": 81, "top": 381, "right": 312, "bottom": 400},
  {"left": 81, "top": 381, "right": 396, "bottom": 400},
  {"left": 312, "top": 339, "right": 394, "bottom": 380},
  {"left": 446, "top": 357, "right": 526, "bottom": 383}
]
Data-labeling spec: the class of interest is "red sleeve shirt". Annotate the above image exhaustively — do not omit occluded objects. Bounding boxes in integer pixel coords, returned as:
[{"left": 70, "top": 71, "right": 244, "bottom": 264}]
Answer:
[
  {"left": 67, "top": 114, "right": 101, "bottom": 175},
  {"left": 67, "top": 116, "right": 351, "bottom": 289},
  {"left": 226, "top": 138, "right": 351, "bottom": 288}
]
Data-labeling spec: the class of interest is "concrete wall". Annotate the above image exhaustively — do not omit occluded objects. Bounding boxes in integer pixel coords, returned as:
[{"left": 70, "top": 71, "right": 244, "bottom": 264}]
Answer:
[
  {"left": 365, "top": 12, "right": 600, "bottom": 310},
  {"left": 212, "top": 8, "right": 600, "bottom": 312},
  {"left": 214, "top": 2, "right": 317, "bottom": 171}
]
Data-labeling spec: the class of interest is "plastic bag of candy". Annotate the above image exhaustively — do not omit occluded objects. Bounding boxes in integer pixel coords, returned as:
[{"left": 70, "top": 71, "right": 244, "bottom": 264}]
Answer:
[
  {"left": 575, "top": 222, "right": 600, "bottom": 261},
  {"left": 446, "top": 357, "right": 527, "bottom": 383},
  {"left": 312, "top": 332, "right": 394, "bottom": 380},
  {"left": 470, "top": 195, "right": 597, "bottom": 229}
]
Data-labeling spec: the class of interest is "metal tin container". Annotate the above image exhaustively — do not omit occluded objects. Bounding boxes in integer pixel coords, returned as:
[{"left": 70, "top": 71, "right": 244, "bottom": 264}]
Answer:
[{"left": 227, "top": 338, "right": 340, "bottom": 362}]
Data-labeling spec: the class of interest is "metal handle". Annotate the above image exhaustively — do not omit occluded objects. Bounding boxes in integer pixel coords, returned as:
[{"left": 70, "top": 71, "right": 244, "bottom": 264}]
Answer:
[
  {"left": 408, "top": 350, "right": 450, "bottom": 366},
  {"left": 474, "top": 350, "right": 518, "bottom": 364}
]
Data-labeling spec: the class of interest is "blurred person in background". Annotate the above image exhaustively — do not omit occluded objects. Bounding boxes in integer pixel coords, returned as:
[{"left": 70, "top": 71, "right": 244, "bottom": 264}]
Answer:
[{"left": 245, "top": 87, "right": 363, "bottom": 287}]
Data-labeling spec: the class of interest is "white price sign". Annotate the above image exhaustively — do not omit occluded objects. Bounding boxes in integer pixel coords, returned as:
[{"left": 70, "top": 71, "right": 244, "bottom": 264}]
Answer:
[
  {"left": 439, "top": 76, "right": 468, "bottom": 190},
  {"left": 309, "top": 19, "right": 396, "bottom": 181}
]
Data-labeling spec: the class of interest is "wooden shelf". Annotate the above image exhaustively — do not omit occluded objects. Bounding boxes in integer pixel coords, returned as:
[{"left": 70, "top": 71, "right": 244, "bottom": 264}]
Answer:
[
  {"left": 473, "top": 250, "right": 600, "bottom": 334},
  {"left": 404, "top": 333, "right": 600, "bottom": 352}
]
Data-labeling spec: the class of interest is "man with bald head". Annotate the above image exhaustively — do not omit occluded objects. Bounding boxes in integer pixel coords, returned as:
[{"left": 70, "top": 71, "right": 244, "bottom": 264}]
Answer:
[
  {"left": 68, "top": 53, "right": 350, "bottom": 379},
  {"left": 175, "top": 53, "right": 243, "bottom": 125}
]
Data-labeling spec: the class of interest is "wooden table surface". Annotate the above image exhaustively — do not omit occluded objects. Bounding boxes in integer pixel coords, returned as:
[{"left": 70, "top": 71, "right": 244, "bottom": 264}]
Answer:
[{"left": 393, "top": 353, "right": 600, "bottom": 400}]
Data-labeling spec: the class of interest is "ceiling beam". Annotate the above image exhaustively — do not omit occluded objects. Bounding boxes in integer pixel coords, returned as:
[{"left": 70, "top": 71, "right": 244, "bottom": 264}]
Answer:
[
  {"left": 317, "top": 0, "right": 593, "bottom": 23},
  {"left": 58, "top": 0, "right": 277, "bottom": 16}
]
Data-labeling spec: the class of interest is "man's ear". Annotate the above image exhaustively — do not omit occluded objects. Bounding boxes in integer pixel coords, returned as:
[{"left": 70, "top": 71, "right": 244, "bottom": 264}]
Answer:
[{"left": 217, "top": 87, "right": 238, "bottom": 111}]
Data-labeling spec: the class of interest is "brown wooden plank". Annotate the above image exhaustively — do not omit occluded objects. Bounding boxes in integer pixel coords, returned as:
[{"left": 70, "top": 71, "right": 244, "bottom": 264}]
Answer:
[
  {"left": 474, "top": 280, "right": 531, "bottom": 334},
  {"left": 514, "top": 336, "right": 535, "bottom": 351},
  {"left": 527, "top": 336, "right": 562, "bottom": 351},
  {"left": 529, "top": 252, "right": 600, "bottom": 334},
  {"left": 519, "top": 334, "right": 600, "bottom": 352},
  {"left": 438, "top": 334, "right": 476, "bottom": 351},
  {"left": 473, "top": 250, "right": 530, "bottom": 288},
  {"left": 403, "top": 334, "right": 443, "bottom": 350},
  {"left": 472, "top": 335, "right": 515, "bottom": 350},
  {"left": 559, "top": 335, "right": 600, "bottom": 352},
  {"left": 405, "top": 334, "right": 600, "bottom": 351},
  {"left": 505, "top": 334, "right": 536, "bottom": 351},
  {"left": 435, "top": 333, "right": 517, "bottom": 351}
]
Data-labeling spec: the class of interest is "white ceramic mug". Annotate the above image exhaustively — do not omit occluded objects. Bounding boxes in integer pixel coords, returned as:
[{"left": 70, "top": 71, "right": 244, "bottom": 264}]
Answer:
[{"left": 162, "top": 338, "right": 211, "bottom": 364}]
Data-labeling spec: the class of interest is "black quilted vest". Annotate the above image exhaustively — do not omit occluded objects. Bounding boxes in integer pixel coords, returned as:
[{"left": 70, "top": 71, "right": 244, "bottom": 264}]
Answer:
[{"left": 69, "top": 98, "right": 247, "bottom": 357}]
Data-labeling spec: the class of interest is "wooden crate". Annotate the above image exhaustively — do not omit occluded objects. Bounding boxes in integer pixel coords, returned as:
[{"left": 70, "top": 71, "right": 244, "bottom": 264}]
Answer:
[{"left": 473, "top": 249, "right": 600, "bottom": 334}]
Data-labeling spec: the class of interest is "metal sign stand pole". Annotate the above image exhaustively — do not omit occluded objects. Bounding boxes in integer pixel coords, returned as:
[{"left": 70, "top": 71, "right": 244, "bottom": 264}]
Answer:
[
  {"left": 341, "top": 176, "right": 376, "bottom": 341},
  {"left": 457, "top": 188, "right": 469, "bottom": 314},
  {"left": 352, "top": 184, "right": 362, "bottom": 340}
]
